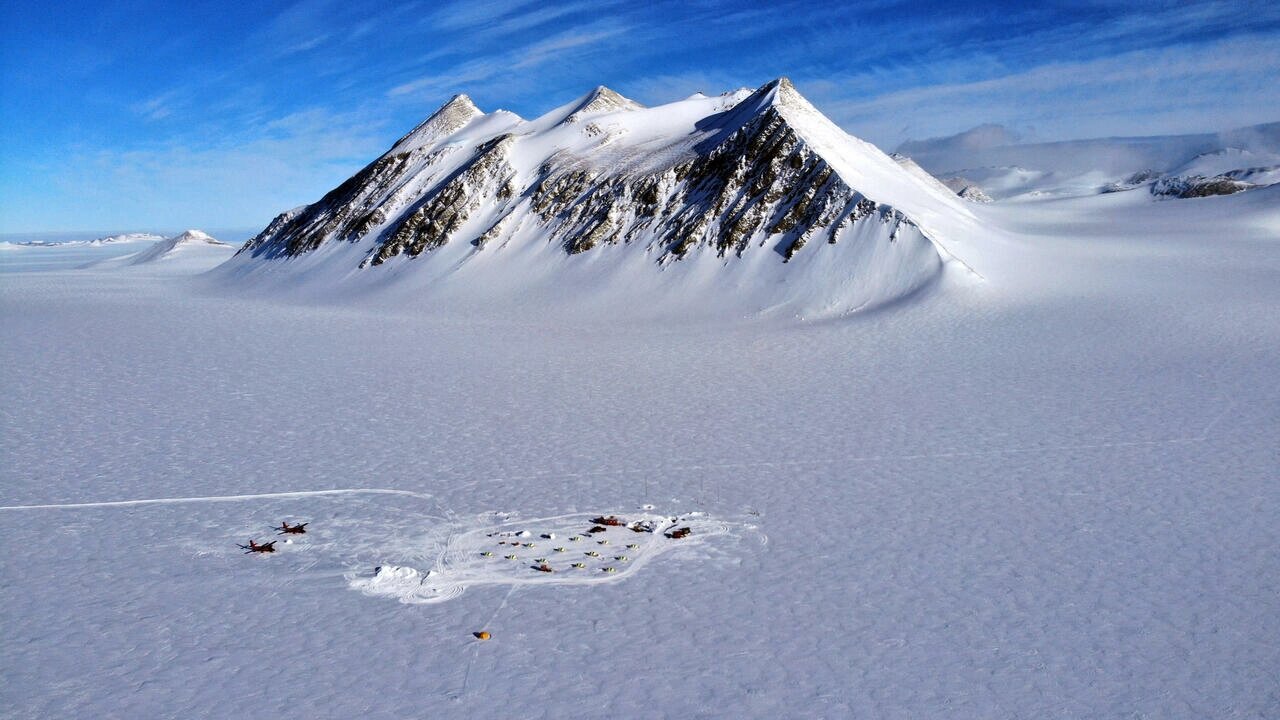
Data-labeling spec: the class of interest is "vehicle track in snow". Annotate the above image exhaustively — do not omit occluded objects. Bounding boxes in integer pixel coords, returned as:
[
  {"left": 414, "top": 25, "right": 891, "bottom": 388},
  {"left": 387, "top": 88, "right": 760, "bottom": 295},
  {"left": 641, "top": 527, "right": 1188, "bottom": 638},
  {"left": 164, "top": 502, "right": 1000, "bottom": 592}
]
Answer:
[{"left": 0, "top": 487, "right": 441, "bottom": 512}]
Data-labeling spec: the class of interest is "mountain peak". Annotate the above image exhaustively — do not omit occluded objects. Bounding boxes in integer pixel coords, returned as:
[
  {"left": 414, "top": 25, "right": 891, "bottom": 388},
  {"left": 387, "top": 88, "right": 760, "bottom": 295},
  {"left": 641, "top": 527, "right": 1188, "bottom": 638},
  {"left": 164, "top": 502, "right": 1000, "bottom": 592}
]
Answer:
[
  {"left": 560, "top": 85, "right": 643, "bottom": 124},
  {"left": 128, "top": 230, "right": 229, "bottom": 265},
  {"left": 171, "top": 229, "right": 220, "bottom": 244},
  {"left": 442, "top": 93, "right": 479, "bottom": 114},
  {"left": 389, "top": 93, "right": 484, "bottom": 154},
  {"left": 717, "top": 77, "right": 818, "bottom": 125},
  {"left": 756, "top": 76, "right": 808, "bottom": 109}
]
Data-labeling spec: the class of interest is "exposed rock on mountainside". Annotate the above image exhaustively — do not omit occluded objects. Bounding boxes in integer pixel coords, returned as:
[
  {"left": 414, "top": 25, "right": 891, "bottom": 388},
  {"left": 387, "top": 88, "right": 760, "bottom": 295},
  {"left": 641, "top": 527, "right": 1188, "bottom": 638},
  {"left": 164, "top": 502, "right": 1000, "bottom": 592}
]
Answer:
[
  {"left": 938, "top": 176, "right": 993, "bottom": 203},
  {"left": 1150, "top": 175, "right": 1254, "bottom": 199}
]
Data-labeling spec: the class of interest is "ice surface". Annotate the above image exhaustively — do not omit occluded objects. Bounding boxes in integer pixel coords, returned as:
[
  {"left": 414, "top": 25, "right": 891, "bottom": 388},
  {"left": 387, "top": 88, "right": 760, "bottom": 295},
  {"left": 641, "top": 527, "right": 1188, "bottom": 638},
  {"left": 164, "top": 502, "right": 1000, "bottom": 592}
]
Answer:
[{"left": 2, "top": 185, "right": 1279, "bottom": 718}]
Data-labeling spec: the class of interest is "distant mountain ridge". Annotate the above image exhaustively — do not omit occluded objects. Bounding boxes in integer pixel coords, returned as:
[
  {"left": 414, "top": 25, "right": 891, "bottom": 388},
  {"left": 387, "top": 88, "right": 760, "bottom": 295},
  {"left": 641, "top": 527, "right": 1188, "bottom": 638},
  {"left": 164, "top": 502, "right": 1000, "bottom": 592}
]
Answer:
[
  {"left": 9, "top": 232, "right": 165, "bottom": 247},
  {"left": 895, "top": 121, "right": 1280, "bottom": 200}
]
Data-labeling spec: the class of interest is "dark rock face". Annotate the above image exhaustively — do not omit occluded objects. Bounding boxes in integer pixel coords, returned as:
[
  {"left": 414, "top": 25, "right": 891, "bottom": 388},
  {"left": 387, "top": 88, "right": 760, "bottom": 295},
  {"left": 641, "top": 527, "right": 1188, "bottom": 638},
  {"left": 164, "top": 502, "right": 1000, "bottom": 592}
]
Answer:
[
  {"left": 239, "top": 94, "right": 483, "bottom": 261},
  {"left": 241, "top": 152, "right": 414, "bottom": 259},
  {"left": 467, "top": 100, "right": 910, "bottom": 264},
  {"left": 1151, "top": 175, "right": 1253, "bottom": 199},
  {"left": 365, "top": 136, "right": 518, "bottom": 266},
  {"left": 1125, "top": 169, "right": 1160, "bottom": 185}
]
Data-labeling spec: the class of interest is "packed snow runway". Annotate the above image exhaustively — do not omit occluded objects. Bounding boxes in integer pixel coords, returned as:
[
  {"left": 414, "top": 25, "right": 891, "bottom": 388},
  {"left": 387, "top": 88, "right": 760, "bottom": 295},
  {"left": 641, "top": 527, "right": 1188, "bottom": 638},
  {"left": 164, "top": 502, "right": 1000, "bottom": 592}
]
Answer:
[{"left": 3, "top": 189, "right": 1279, "bottom": 718}]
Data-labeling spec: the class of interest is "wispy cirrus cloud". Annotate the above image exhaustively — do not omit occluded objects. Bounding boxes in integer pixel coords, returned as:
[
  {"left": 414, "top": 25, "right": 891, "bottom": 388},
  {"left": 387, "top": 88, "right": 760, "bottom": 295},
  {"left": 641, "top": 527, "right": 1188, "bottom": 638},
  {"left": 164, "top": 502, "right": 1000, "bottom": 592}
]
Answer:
[
  {"left": 622, "top": 71, "right": 752, "bottom": 107},
  {"left": 3, "top": 106, "right": 391, "bottom": 234},
  {"left": 816, "top": 33, "right": 1280, "bottom": 146},
  {"left": 133, "top": 90, "right": 184, "bottom": 121},
  {"left": 425, "top": 0, "right": 542, "bottom": 32},
  {"left": 388, "top": 20, "right": 630, "bottom": 99}
]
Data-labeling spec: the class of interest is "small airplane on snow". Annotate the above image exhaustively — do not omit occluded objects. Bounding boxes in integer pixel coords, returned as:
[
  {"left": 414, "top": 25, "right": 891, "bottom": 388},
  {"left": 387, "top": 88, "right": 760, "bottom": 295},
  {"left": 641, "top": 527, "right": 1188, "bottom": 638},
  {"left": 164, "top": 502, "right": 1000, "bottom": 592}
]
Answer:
[
  {"left": 238, "top": 539, "right": 277, "bottom": 554},
  {"left": 278, "top": 521, "right": 308, "bottom": 535}
]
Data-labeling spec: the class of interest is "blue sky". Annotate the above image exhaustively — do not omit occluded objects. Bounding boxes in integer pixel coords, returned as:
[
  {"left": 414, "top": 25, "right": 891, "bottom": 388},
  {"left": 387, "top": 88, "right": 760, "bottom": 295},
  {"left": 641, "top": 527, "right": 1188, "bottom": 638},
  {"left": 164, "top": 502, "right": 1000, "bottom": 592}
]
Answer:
[{"left": 2, "top": 0, "right": 1278, "bottom": 233}]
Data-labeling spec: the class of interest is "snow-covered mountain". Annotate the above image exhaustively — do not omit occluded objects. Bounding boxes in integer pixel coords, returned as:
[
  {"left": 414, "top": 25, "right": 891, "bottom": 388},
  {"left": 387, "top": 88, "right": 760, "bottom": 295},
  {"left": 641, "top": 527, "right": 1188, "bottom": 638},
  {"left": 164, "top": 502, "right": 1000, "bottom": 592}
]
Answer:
[
  {"left": 90, "top": 232, "right": 167, "bottom": 246},
  {"left": 225, "top": 78, "right": 978, "bottom": 316},
  {"left": 896, "top": 121, "right": 1280, "bottom": 201},
  {"left": 128, "top": 229, "right": 231, "bottom": 265}
]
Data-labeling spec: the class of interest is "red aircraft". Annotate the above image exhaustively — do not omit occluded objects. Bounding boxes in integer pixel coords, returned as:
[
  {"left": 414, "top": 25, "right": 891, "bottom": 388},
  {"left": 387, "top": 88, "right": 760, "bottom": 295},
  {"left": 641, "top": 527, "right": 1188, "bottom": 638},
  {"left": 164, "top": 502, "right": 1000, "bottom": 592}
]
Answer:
[{"left": 238, "top": 539, "right": 277, "bottom": 554}]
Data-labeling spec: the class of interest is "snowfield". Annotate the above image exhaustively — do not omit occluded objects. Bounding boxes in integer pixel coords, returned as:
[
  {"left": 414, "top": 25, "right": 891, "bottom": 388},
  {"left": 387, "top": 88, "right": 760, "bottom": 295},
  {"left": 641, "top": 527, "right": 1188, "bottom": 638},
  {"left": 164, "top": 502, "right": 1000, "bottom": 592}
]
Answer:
[{"left": 3, "top": 169, "right": 1280, "bottom": 716}]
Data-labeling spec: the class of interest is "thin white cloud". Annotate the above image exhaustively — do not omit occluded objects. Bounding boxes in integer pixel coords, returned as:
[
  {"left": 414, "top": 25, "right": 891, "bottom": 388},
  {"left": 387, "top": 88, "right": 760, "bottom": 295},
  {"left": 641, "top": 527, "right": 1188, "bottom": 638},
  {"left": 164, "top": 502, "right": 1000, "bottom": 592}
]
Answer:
[
  {"left": 512, "top": 26, "right": 626, "bottom": 69},
  {"left": 388, "top": 21, "right": 628, "bottom": 98},
  {"left": 13, "top": 107, "right": 391, "bottom": 232},
  {"left": 816, "top": 34, "right": 1280, "bottom": 146},
  {"left": 426, "top": 0, "right": 541, "bottom": 32}
]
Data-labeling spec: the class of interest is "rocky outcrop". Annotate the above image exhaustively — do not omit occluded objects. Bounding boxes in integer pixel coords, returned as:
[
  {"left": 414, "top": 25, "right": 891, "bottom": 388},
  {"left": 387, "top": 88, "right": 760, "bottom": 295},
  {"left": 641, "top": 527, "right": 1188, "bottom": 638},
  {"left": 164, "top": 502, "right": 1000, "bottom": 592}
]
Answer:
[{"left": 1151, "top": 175, "right": 1253, "bottom": 199}]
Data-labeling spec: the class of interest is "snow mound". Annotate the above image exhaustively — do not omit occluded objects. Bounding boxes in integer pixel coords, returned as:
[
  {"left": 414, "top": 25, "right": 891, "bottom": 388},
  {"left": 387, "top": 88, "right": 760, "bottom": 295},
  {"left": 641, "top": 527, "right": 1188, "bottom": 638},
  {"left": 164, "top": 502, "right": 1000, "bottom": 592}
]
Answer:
[
  {"left": 128, "top": 229, "right": 232, "bottom": 265},
  {"left": 364, "top": 564, "right": 422, "bottom": 589}
]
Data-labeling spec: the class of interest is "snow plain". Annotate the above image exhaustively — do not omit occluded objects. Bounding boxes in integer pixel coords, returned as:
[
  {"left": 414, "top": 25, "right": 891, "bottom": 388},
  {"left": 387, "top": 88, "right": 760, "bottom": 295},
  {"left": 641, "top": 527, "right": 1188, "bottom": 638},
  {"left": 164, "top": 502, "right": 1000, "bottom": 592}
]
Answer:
[{"left": 2, "top": 187, "right": 1279, "bottom": 718}]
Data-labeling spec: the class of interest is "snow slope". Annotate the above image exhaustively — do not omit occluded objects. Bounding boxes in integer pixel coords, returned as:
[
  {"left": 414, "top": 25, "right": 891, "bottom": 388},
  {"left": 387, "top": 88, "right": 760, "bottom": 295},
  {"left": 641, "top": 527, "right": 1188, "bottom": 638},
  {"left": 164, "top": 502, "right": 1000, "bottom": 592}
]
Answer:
[
  {"left": 125, "top": 229, "right": 232, "bottom": 265},
  {"left": 217, "top": 79, "right": 979, "bottom": 318}
]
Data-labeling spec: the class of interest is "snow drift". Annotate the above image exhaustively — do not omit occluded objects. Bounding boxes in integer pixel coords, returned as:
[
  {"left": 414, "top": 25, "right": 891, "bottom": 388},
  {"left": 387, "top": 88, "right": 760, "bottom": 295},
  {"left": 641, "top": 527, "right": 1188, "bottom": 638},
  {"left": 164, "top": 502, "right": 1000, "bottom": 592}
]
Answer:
[{"left": 218, "top": 79, "right": 979, "bottom": 317}]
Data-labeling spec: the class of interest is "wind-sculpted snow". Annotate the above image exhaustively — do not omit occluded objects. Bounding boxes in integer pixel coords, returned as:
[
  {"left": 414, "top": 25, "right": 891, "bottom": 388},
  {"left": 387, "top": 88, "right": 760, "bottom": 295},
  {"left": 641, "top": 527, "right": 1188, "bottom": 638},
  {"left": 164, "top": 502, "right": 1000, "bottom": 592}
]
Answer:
[{"left": 228, "top": 79, "right": 976, "bottom": 316}]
